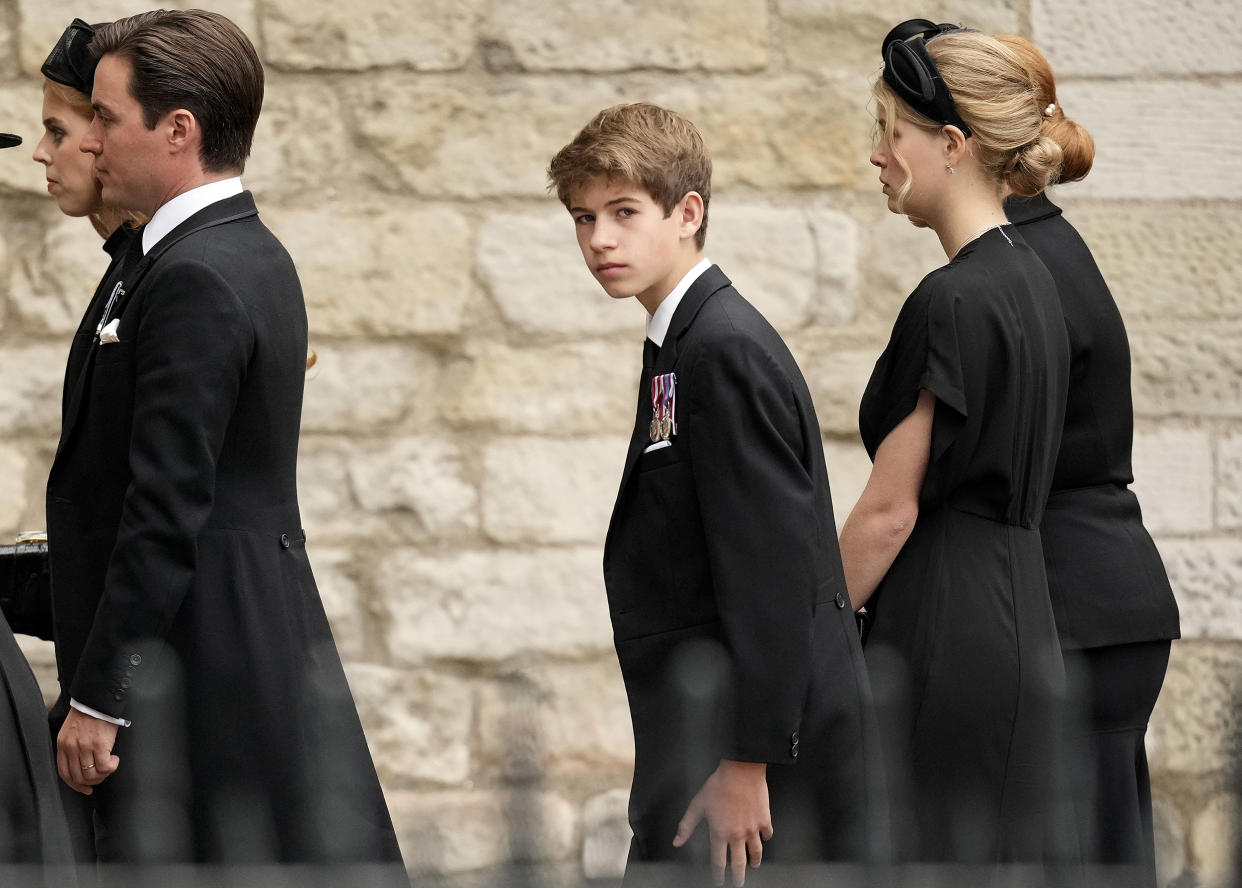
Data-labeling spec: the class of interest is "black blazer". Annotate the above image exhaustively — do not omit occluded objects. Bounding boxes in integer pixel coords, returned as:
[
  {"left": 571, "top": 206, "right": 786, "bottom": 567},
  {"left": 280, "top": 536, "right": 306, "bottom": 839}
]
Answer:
[
  {"left": 44, "top": 193, "right": 403, "bottom": 869},
  {"left": 1006, "top": 194, "right": 1180, "bottom": 650},
  {"left": 603, "top": 266, "right": 886, "bottom": 866}
]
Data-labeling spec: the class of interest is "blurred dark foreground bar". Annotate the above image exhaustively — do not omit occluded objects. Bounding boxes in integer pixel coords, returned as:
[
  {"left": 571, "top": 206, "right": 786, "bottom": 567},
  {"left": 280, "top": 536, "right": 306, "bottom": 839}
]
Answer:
[
  {"left": 620, "top": 862, "right": 1146, "bottom": 888},
  {"left": 0, "top": 862, "right": 1161, "bottom": 888},
  {"left": 0, "top": 863, "right": 411, "bottom": 888}
]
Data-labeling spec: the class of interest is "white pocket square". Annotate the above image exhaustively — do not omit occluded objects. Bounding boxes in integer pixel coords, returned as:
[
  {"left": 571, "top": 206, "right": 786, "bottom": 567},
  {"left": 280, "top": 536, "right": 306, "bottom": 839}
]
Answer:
[
  {"left": 99, "top": 318, "right": 121, "bottom": 344},
  {"left": 643, "top": 440, "right": 672, "bottom": 454}
]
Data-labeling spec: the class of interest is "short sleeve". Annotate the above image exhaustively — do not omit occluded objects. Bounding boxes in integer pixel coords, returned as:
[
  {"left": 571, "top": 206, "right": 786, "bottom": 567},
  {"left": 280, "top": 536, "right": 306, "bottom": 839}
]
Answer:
[
  {"left": 920, "top": 287, "right": 968, "bottom": 418},
  {"left": 859, "top": 280, "right": 968, "bottom": 457}
]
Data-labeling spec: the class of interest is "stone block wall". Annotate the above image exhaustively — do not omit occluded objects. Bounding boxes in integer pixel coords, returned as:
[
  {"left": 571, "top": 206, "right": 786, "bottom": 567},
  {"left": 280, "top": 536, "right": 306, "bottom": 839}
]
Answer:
[{"left": 0, "top": 0, "right": 1236, "bottom": 885}]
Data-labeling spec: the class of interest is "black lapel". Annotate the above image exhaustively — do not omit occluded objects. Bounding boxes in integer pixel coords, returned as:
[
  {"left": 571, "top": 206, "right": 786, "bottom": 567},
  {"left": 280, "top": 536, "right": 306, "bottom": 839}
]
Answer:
[
  {"left": 57, "top": 226, "right": 142, "bottom": 433},
  {"left": 52, "top": 192, "right": 259, "bottom": 462},
  {"left": 610, "top": 265, "right": 732, "bottom": 512}
]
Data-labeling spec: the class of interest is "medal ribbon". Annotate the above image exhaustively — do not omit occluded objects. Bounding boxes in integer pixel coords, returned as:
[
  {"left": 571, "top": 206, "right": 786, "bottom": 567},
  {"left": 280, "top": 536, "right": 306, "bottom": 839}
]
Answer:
[
  {"left": 665, "top": 372, "right": 677, "bottom": 436},
  {"left": 649, "top": 373, "right": 679, "bottom": 440}
]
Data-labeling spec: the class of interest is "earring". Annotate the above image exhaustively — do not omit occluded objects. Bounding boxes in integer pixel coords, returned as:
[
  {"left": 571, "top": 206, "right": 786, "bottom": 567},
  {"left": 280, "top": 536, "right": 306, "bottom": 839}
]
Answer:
[{"left": 946, "top": 163, "right": 956, "bottom": 174}]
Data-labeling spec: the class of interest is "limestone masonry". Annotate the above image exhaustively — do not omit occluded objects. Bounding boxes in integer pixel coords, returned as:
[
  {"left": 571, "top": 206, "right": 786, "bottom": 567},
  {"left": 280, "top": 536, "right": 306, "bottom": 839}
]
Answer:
[{"left": 0, "top": 0, "right": 1237, "bottom": 884}]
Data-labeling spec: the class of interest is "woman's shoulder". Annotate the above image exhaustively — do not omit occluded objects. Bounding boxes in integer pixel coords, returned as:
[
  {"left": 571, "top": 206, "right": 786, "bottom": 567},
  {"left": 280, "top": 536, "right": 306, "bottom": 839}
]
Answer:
[{"left": 900, "top": 262, "right": 973, "bottom": 327}]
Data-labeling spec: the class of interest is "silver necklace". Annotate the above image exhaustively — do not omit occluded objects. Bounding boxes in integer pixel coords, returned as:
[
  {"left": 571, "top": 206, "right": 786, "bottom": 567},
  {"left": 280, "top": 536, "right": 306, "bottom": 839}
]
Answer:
[{"left": 954, "top": 222, "right": 1013, "bottom": 257}]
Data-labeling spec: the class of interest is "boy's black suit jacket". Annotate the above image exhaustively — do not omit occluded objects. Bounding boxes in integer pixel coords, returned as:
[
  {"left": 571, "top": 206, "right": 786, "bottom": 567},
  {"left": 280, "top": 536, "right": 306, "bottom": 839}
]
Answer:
[
  {"left": 604, "top": 265, "right": 887, "bottom": 867},
  {"left": 44, "top": 193, "right": 403, "bottom": 869}
]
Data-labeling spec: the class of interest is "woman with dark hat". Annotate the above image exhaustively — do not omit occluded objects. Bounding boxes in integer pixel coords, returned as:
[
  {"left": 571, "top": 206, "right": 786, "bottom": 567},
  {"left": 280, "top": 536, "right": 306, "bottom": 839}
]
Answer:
[
  {"left": 838, "top": 20, "right": 1070, "bottom": 864},
  {"left": 34, "top": 18, "right": 140, "bottom": 240},
  {"left": 997, "top": 34, "right": 1180, "bottom": 886},
  {"left": 0, "top": 128, "right": 79, "bottom": 884},
  {"left": 1, "top": 19, "right": 139, "bottom": 879}
]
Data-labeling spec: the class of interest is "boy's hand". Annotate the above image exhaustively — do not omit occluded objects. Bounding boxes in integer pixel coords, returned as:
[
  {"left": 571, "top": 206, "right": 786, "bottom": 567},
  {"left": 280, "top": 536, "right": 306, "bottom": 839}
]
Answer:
[{"left": 672, "top": 759, "right": 772, "bottom": 886}]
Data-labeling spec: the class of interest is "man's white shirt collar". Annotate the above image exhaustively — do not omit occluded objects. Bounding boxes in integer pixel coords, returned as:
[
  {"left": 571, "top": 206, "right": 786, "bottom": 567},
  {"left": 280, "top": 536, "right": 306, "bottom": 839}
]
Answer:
[
  {"left": 646, "top": 257, "right": 711, "bottom": 347},
  {"left": 142, "top": 177, "right": 244, "bottom": 254}
]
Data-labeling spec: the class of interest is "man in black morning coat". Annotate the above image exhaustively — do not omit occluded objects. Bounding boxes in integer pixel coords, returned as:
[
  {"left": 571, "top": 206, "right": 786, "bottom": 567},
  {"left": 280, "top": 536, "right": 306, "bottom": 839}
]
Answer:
[{"left": 45, "top": 11, "right": 405, "bottom": 878}]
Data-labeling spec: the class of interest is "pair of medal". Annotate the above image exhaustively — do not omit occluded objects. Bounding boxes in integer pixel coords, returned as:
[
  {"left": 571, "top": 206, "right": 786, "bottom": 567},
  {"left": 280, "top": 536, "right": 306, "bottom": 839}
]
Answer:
[{"left": 649, "top": 372, "right": 677, "bottom": 442}]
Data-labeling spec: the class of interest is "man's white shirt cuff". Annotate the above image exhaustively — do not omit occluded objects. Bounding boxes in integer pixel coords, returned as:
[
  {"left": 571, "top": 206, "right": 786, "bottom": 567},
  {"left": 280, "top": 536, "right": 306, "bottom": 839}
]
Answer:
[{"left": 70, "top": 698, "right": 132, "bottom": 728}]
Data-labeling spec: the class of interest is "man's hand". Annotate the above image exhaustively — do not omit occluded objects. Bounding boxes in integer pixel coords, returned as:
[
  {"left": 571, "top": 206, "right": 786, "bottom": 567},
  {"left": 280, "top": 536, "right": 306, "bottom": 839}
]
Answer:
[
  {"left": 672, "top": 759, "right": 773, "bottom": 887},
  {"left": 57, "top": 707, "right": 120, "bottom": 795}
]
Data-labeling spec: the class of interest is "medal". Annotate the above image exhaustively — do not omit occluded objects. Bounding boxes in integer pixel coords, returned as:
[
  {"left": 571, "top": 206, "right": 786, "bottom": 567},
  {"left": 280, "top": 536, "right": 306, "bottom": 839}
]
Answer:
[
  {"left": 653, "top": 372, "right": 677, "bottom": 441},
  {"left": 649, "top": 376, "right": 662, "bottom": 442}
]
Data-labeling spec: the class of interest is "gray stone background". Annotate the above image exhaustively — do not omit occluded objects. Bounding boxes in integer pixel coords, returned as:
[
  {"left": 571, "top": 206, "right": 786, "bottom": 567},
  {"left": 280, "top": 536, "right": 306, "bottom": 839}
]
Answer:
[{"left": 0, "top": 0, "right": 1238, "bottom": 885}]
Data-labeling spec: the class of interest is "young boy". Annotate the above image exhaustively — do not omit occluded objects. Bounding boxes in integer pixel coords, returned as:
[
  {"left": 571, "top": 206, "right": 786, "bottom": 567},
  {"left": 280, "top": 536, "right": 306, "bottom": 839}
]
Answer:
[{"left": 548, "top": 103, "right": 886, "bottom": 886}]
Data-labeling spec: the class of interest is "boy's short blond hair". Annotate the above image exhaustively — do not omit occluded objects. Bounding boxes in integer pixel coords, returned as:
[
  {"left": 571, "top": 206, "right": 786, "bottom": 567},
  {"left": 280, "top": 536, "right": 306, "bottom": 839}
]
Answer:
[{"left": 548, "top": 102, "right": 712, "bottom": 249}]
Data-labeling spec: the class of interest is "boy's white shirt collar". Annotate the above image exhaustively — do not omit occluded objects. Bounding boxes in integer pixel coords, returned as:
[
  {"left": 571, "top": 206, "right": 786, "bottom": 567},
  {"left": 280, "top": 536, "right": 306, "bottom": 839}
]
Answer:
[
  {"left": 142, "top": 177, "right": 244, "bottom": 254},
  {"left": 645, "top": 257, "right": 711, "bottom": 347}
]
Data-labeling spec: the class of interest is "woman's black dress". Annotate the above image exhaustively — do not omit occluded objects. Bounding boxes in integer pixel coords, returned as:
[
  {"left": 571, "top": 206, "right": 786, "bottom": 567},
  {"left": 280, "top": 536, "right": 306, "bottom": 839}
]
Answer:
[
  {"left": 859, "top": 226, "right": 1070, "bottom": 863},
  {"left": 1007, "top": 193, "right": 1180, "bottom": 882}
]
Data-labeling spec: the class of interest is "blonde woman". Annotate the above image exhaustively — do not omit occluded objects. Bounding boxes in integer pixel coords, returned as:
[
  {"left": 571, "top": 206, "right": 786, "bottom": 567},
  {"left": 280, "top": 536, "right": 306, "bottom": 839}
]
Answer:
[{"left": 840, "top": 20, "right": 1070, "bottom": 863}]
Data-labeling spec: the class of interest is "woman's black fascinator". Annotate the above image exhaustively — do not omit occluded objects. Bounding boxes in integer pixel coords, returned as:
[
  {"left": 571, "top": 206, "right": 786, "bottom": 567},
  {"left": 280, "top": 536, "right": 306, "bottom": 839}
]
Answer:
[{"left": 41, "top": 18, "right": 103, "bottom": 96}]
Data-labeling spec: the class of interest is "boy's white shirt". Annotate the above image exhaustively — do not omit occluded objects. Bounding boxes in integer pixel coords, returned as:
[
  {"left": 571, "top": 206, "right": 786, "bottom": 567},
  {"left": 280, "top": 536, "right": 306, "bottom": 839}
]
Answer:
[
  {"left": 645, "top": 257, "right": 711, "bottom": 346},
  {"left": 641, "top": 257, "right": 709, "bottom": 455}
]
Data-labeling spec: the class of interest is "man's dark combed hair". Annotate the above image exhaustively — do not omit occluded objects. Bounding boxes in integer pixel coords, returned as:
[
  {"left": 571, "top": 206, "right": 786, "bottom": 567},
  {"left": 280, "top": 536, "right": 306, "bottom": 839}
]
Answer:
[{"left": 91, "top": 9, "right": 263, "bottom": 173}]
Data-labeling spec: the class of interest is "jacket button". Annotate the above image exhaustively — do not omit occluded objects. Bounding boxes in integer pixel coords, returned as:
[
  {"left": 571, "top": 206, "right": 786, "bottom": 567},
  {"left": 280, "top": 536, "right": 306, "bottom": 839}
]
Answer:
[
  {"left": 834, "top": 592, "right": 846, "bottom": 609},
  {"left": 128, "top": 653, "right": 142, "bottom": 666},
  {"left": 280, "top": 532, "right": 291, "bottom": 549},
  {"left": 120, "top": 677, "right": 131, "bottom": 689}
]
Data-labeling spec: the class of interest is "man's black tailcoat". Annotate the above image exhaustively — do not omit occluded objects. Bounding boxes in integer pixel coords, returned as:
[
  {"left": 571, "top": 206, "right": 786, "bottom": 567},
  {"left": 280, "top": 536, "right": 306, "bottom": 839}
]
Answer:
[{"left": 45, "top": 193, "right": 404, "bottom": 871}]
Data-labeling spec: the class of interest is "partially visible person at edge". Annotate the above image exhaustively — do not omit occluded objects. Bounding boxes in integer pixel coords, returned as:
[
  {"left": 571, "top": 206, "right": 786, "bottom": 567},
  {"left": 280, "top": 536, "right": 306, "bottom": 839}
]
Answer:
[
  {"left": 838, "top": 19, "right": 1072, "bottom": 865},
  {"left": 41, "top": 10, "right": 404, "bottom": 881},
  {"left": 0, "top": 119, "right": 79, "bottom": 882},
  {"left": 3, "top": 19, "right": 142, "bottom": 877},
  {"left": 994, "top": 33, "right": 1179, "bottom": 887}
]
